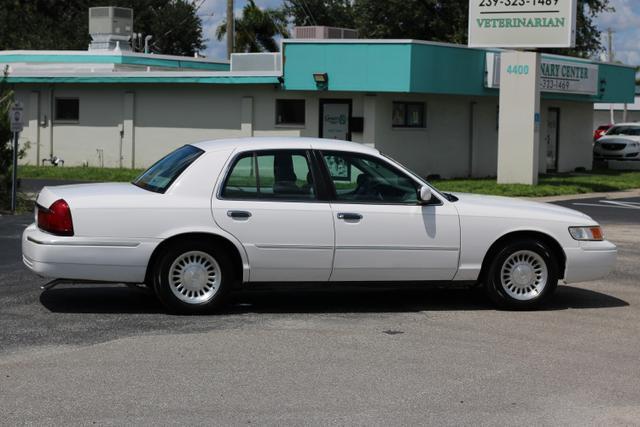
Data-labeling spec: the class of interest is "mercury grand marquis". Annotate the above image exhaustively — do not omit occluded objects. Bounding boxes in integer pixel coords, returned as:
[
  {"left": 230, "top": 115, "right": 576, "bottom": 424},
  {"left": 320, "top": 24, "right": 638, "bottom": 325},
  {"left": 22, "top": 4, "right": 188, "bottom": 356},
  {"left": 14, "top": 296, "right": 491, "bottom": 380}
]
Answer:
[{"left": 22, "top": 137, "right": 617, "bottom": 313}]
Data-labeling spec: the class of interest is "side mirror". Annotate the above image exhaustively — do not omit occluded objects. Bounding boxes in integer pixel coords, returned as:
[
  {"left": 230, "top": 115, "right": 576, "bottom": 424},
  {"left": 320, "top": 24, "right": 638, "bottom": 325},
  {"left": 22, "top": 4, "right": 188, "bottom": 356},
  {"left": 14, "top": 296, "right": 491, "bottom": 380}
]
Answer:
[{"left": 418, "top": 186, "right": 432, "bottom": 203}]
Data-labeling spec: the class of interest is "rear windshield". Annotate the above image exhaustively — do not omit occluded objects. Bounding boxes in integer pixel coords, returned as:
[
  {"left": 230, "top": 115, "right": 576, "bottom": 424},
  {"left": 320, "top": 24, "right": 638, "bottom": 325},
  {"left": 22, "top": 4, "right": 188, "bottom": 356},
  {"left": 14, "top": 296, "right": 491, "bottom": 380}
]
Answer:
[
  {"left": 607, "top": 126, "right": 640, "bottom": 136},
  {"left": 133, "top": 145, "right": 203, "bottom": 193}
]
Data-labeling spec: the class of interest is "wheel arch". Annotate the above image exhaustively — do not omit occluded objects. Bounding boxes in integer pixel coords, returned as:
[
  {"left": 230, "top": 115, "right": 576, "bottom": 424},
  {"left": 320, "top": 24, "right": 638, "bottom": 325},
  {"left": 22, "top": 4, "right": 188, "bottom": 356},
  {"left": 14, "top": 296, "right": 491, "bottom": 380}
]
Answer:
[
  {"left": 144, "top": 232, "right": 246, "bottom": 287},
  {"left": 479, "top": 230, "right": 566, "bottom": 282}
]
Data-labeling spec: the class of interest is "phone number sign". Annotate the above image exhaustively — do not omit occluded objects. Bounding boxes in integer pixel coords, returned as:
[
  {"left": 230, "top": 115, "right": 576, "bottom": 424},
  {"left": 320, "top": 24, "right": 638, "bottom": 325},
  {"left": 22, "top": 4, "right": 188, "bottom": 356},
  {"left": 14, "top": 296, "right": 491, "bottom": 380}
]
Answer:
[
  {"left": 487, "top": 53, "right": 599, "bottom": 95},
  {"left": 468, "top": 0, "right": 578, "bottom": 48}
]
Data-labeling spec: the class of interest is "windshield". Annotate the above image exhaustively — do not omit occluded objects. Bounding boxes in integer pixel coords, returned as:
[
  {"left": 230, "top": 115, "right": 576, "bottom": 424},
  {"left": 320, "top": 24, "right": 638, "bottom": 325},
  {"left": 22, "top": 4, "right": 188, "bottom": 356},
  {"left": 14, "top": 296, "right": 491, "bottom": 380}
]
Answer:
[
  {"left": 133, "top": 145, "right": 204, "bottom": 193},
  {"left": 607, "top": 126, "right": 640, "bottom": 136}
]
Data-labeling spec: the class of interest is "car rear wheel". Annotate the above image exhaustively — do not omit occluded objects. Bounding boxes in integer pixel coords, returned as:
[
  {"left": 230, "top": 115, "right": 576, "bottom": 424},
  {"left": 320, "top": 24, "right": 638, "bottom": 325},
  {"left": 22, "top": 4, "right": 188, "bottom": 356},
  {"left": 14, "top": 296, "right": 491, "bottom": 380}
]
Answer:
[
  {"left": 485, "top": 239, "right": 558, "bottom": 309},
  {"left": 153, "top": 241, "right": 233, "bottom": 314}
]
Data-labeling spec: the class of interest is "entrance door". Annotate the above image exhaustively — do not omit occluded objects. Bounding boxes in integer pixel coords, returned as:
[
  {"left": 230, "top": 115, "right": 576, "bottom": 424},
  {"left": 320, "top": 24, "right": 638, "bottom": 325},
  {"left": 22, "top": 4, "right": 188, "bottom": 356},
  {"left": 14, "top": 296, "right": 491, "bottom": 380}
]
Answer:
[
  {"left": 546, "top": 108, "right": 560, "bottom": 171},
  {"left": 320, "top": 99, "right": 351, "bottom": 141}
]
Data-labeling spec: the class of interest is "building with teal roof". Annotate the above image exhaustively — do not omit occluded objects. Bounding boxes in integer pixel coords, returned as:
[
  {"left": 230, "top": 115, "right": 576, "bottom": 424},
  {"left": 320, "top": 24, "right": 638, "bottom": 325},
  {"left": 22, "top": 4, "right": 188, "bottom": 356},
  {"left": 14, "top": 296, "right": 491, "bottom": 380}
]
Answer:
[{"left": 3, "top": 37, "right": 635, "bottom": 177}]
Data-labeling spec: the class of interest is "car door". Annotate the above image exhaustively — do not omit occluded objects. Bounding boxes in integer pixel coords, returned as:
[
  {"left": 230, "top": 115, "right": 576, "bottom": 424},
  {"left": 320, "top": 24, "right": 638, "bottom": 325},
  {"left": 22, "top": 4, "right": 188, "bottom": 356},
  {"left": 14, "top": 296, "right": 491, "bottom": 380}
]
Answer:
[
  {"left": 319, "top": 150, "right": 461, "bottom": 282},
  {"left": 212, "top": 149, "right": 334, "bottom": 282}
]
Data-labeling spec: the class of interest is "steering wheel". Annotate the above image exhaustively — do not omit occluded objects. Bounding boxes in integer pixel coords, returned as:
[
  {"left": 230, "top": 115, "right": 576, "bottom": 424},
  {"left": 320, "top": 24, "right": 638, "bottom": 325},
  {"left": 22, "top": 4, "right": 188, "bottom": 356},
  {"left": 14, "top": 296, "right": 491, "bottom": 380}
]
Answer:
[{"left": 367, "top": 180, "right": 385, "bottom": 201}]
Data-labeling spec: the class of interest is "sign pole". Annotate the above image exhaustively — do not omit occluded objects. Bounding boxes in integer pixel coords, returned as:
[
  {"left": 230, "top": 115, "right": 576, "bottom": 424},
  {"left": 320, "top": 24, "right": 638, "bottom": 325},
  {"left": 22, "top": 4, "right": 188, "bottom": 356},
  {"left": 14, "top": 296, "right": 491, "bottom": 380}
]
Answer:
[
  {"left": 468, "top": 0, "right": 578, "bottom": 185},
  {"left": 9, "top": 101, "right": 24, "bottom": 213},
  {"left": 496, "top": 50, "right": 541, "bottom": 185},
  {"left": 10, "top": 131, "right": 18, "bottom": 213}
]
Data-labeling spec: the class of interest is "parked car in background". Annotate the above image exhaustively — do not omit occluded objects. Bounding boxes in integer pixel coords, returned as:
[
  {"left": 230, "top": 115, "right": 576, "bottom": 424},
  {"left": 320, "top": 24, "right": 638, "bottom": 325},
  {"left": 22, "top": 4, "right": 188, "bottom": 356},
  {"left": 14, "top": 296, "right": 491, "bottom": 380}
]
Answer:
[
  {"left": 593, "top": 123, "right": 640, "bottom": 161},
  {"left": 23, "top": 138, "right": 617, "bottom": 313},
  {"left": 593, "top": 124, "right": 613, "bottom": 141}
]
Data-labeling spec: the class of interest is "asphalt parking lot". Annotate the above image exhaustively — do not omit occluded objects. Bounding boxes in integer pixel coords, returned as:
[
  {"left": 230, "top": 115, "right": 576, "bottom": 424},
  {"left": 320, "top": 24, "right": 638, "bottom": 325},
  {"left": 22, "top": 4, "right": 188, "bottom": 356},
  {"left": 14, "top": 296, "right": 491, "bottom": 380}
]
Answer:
[
  {"left": 1, "top": 197, "right": 639, "bottom": 425},
  {"left": 552, "top": 196, "right": 640, "bottom": 225}
]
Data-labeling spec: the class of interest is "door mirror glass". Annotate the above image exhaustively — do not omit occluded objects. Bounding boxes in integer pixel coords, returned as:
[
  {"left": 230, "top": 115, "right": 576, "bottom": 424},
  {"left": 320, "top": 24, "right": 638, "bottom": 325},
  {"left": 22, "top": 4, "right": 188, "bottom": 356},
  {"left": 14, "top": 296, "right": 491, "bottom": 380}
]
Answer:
[{"left": 419, "top": 186, "right": 432, "bottom": 203}]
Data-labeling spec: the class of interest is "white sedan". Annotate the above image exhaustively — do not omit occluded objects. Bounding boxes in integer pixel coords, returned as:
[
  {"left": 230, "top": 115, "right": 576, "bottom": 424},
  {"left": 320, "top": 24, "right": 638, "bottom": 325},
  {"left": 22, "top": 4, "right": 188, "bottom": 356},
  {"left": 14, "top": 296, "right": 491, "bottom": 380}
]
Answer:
[
  {"left": 22, "top": 138, "right": 617, "bottom": 313},
  {"left": 594, "top": 123, "right": 640, "bottom": 161}
]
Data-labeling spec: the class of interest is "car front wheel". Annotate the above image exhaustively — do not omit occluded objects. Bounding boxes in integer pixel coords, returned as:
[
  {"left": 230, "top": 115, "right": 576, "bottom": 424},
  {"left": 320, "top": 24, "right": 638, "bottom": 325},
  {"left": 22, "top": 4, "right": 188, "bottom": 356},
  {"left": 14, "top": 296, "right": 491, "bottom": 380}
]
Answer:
[
  {"left": 153, "top": 241, "right": 233, "bottom": 314},
  {"left": 485, "top": 239, "right": 559, "bottom": 309}
]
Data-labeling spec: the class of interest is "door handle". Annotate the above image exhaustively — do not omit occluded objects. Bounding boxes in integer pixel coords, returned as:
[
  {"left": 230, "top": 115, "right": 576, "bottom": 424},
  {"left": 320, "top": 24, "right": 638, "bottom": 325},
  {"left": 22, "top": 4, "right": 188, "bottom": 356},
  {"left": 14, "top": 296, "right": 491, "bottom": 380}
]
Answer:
[
  {"left": 227, "top": 210, "right": 252, "bottom": 219},
  {"left": 337, "top": 212, "right": 362, "bottom": 221}
]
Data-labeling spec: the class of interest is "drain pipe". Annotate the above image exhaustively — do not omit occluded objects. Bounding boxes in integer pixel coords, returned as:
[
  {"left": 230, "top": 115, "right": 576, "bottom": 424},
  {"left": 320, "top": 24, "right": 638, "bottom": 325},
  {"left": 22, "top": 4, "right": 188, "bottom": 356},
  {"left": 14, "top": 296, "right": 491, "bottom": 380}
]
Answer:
[
  {"left": 49, "top": 85, "right": 55, "bottom": 159},
  {"left": 468, "top": 101, "right": 477, "bottom": 177}
]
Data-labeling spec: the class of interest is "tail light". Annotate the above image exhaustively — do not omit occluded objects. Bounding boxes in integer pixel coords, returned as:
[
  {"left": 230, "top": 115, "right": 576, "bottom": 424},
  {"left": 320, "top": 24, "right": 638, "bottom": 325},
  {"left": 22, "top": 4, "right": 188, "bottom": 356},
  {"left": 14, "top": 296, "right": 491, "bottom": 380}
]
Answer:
[{"left": 37, "top": 199, "right": 74, "bottom": 236}]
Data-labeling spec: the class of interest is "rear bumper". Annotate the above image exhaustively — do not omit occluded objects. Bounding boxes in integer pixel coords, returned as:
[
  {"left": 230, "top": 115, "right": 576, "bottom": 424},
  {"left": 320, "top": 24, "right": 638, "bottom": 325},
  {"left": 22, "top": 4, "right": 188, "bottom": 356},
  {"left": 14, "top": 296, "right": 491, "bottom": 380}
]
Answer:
[
  {"left": 22, "top": 224, "right": 158, "bottom": 283},
  {"left": 563, "top": 240, "right": 617, "bottom": 284}
]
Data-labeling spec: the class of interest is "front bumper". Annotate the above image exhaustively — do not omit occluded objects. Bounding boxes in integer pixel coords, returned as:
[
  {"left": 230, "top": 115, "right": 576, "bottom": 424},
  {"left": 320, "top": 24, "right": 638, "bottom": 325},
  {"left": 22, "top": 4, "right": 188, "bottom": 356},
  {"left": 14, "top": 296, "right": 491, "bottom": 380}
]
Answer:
[
  {"left": 594, "top": 149, "right": 640, "bottom": 160},
  {"left": 22, "top": 224, "right": 157, "bottom": 283},
  {"left": 563, "top": 240, "right": 617, "bottom": 284}
]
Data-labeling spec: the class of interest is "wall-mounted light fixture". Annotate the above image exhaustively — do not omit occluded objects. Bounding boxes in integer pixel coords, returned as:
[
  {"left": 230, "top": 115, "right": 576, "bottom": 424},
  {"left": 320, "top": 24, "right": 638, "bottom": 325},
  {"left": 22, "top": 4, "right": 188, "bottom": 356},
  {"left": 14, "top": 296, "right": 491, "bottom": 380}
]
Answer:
[
  {"left": 313, "top": 72, "right": 328, "bottom": 84},
  {"left": 599, "top": 78, "right": 607, "bottom": 97}
]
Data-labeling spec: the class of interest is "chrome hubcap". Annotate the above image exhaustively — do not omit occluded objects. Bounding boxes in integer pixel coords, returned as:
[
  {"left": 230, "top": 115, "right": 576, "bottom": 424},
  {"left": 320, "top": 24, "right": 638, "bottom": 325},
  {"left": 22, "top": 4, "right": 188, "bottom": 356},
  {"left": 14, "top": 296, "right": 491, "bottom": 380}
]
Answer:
[
  {"left": 169, "top": 251, "right": 221, "bottom": 304},
  {"left": 500, "top": 250, "right": 548, "bottom": 301}
]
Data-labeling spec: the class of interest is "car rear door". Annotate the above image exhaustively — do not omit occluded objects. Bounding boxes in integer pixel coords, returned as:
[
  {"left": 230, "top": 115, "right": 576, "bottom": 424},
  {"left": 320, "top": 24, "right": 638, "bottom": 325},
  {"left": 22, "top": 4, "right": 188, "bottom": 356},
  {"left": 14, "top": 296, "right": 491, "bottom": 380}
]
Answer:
[
  {"left": 318, "top": 150, "right": 461, "bottom": 282},
  {"left": 212, "top": 149, "right": 334, "bottom": 282}
]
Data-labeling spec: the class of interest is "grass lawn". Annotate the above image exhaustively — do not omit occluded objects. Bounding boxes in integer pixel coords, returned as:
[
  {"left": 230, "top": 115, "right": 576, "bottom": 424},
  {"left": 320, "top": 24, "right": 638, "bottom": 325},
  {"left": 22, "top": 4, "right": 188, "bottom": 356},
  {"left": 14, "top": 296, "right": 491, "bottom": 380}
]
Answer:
[
  {"left": 16, "top": 165, "right": 640, "bottom": 198},
  {"left": 433, "top": 170, "right": 640, "bottom": 197},
  {"left": 19, "top": 165, "right": 144, "bottom": 183}
]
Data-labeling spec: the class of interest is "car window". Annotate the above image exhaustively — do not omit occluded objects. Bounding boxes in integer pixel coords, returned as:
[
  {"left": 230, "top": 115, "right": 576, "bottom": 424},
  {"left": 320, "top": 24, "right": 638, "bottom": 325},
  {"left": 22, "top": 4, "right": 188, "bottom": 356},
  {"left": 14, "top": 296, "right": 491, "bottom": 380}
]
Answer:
[
  {"left": 607, "top": 126, "right": 640, "bottom": 136},
  {"left": 133, "top": 145, "right": 204, "bottom": 193},
  {"left": 322, "top": 152, "right": 418, "bottom": 203},
  {"left": 222, "top": 151, "right": 316, "bottom": 200}
]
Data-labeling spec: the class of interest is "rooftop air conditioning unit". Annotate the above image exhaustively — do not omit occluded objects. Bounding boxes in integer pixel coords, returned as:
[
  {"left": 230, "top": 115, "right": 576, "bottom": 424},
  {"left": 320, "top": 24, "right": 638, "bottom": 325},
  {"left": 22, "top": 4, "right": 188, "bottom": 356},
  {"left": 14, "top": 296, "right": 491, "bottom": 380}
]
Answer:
[
  {"left": 293, "top": 26, "right": 359, "bottom": 40},
  {"left": 89, "top": 7, "right": 133, "bottom": 36},
  {"left": 89, "top": 7, "right": 133, "bottom": 51}
]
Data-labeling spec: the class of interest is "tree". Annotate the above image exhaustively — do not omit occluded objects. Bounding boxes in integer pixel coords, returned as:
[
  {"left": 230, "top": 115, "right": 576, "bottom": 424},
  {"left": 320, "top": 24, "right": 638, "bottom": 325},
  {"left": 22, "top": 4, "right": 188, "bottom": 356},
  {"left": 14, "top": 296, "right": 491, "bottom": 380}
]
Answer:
[
  {"left": 0, "top": 69, "right": 28, "bottom": 211},
  {"left": 0, "top": 72, "right": 14, "bottom": 203},
  {"left": 216, "top": 0, "right": 288, "bottom": 53},
  {"left": 283, "top": 0, "right": 355, "bottom": 28},
  {"left": 0, "top": 0, "right": 204, "bottom": 56},
  {"left": 544, "top": 0, "right": 613, "bottom": 58},
  {"left": 353, "top": 0, "right": 467, "bottom": 44},
  {"left": 352, "top": 0, "right": 612, "bottom": 58}
]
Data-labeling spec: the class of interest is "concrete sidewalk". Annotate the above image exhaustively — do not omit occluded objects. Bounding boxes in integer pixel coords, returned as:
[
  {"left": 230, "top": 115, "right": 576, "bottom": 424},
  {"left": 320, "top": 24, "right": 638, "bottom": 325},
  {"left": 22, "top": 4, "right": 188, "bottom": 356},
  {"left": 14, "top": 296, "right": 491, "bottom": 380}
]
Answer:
[{"left": 529, "top": 188, "right": 640, "bottom": 203}]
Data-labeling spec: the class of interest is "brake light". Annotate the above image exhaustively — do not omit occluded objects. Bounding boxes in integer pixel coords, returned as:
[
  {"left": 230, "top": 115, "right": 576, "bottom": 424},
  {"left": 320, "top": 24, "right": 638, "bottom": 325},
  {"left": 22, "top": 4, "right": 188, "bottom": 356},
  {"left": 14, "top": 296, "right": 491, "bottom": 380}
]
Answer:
[{"left": 37, "top": 199, "right": 74, "bottom": 236}]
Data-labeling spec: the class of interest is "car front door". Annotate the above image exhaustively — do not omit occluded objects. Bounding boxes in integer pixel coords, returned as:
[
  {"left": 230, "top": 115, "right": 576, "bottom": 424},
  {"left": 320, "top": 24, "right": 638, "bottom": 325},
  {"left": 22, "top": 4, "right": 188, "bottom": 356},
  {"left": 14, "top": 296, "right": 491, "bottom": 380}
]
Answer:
[
  {"left": 319, "top": 150, "right": 461, "bottom": 282},
  {"left": 212, "top": 149, "right": 334, "bottom": 282}
]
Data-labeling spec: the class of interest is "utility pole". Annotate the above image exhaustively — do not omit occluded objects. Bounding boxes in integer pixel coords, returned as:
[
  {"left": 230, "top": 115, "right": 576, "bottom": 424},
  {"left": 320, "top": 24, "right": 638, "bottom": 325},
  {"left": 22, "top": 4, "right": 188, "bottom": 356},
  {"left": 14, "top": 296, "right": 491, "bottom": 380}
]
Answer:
[
  {"left": 226, "top": 0, "right": 234, "bottom": 60},
  {"left": 608, "top": 28, "right": 616, "bottom": 124},
  {"left": 607, "top": 28, "right": 614, "bottom": 63}
]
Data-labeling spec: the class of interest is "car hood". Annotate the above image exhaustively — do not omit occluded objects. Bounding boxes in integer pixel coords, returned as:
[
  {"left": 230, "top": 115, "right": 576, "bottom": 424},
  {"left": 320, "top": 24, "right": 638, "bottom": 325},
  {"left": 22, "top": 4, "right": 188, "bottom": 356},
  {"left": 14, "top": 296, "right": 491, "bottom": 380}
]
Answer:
[
  {"left": 449, "top": 192, "right": 595, "bottom": 224},
  {"left": 37, "top": 182, "right": 153, "bottom": 209}
]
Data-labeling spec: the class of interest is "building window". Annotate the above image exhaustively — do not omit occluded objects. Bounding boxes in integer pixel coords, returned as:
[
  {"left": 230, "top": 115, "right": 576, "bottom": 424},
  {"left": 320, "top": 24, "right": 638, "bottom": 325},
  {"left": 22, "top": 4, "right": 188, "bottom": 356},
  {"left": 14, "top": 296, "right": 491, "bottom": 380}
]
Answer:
[
  {"left": 276, "top": 99, "right": 305, "bottom": 126},
  {"left": 392, "top": 102, "right": 425, "bottom": 128},
  {"left": 55, "top": 98, "right": 80, "bottom": 122}
]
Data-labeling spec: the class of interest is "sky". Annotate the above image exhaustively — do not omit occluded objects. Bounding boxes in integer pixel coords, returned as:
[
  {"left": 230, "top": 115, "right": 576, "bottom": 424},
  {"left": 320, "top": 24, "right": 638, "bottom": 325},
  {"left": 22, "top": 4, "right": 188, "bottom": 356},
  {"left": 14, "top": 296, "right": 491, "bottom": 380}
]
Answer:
[
  {"left": 198, "top": 0, "right": 283, "bottom": 59},
  {"left": 200, "top": 0, "right": 640, "bottom": 66}
]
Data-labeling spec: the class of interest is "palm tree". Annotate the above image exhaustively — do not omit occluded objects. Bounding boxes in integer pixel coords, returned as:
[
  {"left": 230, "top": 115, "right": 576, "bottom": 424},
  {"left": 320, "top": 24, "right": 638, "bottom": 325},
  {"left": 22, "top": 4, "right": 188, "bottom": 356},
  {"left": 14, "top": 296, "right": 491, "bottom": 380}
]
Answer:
[{"left": 216, "top": 0, "right": 289, "bottom": 53}]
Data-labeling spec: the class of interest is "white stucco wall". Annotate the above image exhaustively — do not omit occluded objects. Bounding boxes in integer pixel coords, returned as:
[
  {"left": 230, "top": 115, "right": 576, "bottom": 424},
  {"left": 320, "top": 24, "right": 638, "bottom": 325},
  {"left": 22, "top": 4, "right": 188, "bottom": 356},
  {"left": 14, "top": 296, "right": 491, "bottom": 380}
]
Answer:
[{"left": 14, "top": 83, "right": 597, "bottom": 178}]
